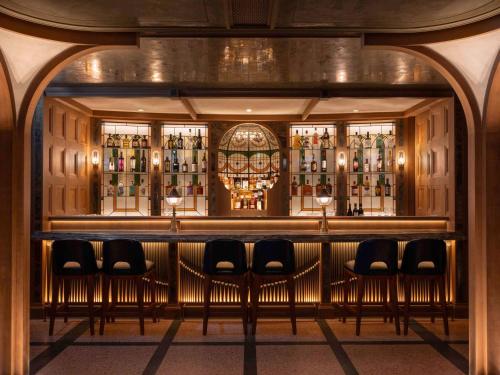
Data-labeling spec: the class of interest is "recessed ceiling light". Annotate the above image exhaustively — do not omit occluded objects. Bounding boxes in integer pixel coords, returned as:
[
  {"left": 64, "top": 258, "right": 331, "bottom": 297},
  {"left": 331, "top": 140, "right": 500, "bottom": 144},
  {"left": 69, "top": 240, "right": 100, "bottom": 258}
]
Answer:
[
  {"left": 246, "top": 108, "right": 252, "bottom": 113},
  {"left": 138, "top": 109, "right": 144, "bottom": 112},
  {"left": 353, "top": 109, "right": 359, "bottom": 112}
]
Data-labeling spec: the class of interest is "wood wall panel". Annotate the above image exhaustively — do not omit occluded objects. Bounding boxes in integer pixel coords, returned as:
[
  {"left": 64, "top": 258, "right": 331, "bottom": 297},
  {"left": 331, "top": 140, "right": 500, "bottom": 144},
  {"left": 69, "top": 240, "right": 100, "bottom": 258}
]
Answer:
[
  {"left": 43, "top": 98, "right": 91, "bottom": 225},
  {"left": 415, "top": 98, "right": 455, "bottom": 225}
]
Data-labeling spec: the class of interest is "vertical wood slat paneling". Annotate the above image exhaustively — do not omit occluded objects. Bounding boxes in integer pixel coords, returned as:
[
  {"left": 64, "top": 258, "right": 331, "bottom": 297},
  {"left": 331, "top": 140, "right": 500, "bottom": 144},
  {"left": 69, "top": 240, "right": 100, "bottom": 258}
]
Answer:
[
  {"left": 42, "top": 241, "right": 169, "bottom": 304},
  {"left": 330, "top": 241, "right": 455, "bottom": 303},
  {"left": 179, "top": 242, "right": 320, "bottom": 304}
]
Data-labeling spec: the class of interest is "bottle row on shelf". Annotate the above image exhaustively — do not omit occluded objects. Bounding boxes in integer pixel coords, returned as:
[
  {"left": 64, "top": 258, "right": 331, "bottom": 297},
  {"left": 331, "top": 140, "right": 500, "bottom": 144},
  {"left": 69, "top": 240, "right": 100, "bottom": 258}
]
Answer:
[
  {"left": 351, "top": 150, "right": 394, "bottom": 173},
  {"left": 232, "top": 190, "right": 266, "bottom": 211},
  {"left": 164, "top": 152, "right": 207, "bottom": 174},
  {"left": 348, "top": 131, "right": 395, "bottom": 149},
  {"left": 105, "top": 179, "right": 148, "bottom": 197},
  {"left": 297, "top": 149, "right": 330, "bottom": 173},
  {"left": 350, "top": 177, "right": 392, "bottom": 197},
  {"left": 223, "top": 174, "right": 278, "bottom": 192},
  {"left": 165, "top": 181, "right": 204, "bottom": 197},
  {"left": 346, "top": 202, "right": 365, "bottom": 216},
  {"left": 105, "top": 150, "right": 148, "bottom": 173},
  {"left": 105, "top": 134, "right": 149, "bottom": 149},
  {"left": 164, "top": 129, "right": 204, "bottom": 150},
  {"left": 290, "top": 177, "right": 334, "bottom": 197},
  {"left": 291, "top": 128, "right": 333, "bottom": 150}
]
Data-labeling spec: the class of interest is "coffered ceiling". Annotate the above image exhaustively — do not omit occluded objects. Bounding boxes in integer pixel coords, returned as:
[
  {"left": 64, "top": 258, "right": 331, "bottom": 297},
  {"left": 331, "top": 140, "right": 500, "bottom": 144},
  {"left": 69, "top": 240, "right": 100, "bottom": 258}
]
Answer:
[{"left": 0, "top": 0, "right": 498, "bottom": 32}]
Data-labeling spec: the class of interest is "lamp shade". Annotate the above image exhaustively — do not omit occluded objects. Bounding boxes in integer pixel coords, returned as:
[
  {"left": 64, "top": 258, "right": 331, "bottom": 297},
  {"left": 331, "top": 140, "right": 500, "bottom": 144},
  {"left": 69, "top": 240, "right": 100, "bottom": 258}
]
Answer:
[
  {"left": 316, "top": 187, "right": 332, "bottom": 206},
  {"left": 166, "top": 186, "right": 183, "bottom": 206}
]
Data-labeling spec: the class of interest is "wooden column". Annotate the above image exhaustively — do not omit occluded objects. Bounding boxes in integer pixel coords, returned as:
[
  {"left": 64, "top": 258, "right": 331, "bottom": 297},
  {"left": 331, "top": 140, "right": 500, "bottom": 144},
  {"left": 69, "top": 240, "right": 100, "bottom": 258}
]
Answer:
[
  {"left": 167, "top": 242, "right": 179, "bottom": 304},
  {"left": 320, "top": 242, "right": 332, "bottom": 304}
]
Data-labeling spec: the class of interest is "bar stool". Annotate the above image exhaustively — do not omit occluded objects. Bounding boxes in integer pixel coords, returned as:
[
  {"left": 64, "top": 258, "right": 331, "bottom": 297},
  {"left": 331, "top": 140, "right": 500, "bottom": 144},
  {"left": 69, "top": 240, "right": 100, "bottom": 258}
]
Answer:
[
  {"left": 399, "top": 239, "right": 449, "bottom": 335},
  {"left": 250, "top": 239, "right": 296, "bottom": 335},
  {"left": 99, "top": 239, "right": 156, "bottom": 335},
  {"left": 49, "top": 240, "right": 101, "bottom": 335},
  {"left": 202, "top": 239, "right": 248, "bottom": 335},
  {"left": 342, "top": 239, "right": 400, "bottom": 335}
]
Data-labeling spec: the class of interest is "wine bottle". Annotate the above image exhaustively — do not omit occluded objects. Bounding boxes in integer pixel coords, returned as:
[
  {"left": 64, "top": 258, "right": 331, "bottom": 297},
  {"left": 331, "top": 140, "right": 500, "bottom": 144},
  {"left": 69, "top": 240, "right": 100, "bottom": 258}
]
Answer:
[
  {"left": 164, "top": 156, "right": 171, "bottom": 173},
  {"left": 177, "top": 132, "right": 184, "bottom": 149},
  {"left": 130, "top": 154, "right": 136, "bottom": 172},
  {"left": 353, "top": 152, "right": 359, "bottom": 172},
  {"left": 363, "top": 158, "right": 370, "bottom": 173},
  {"left": 196, "top": 129, "right": 203, "bottom": 149},
  {"left": 108, "top": 157, "right": 115, "bottom": 172},
  {"left": 377, "top": 151, "right": 382, "bottom": 172},
  {"left": 191, "top": 152, "right": 198, "bottom": 173},
  {"left": 347, "top": 203, "right": 353, "bottom": 216},
  {"left": 313, "top": 128, "right": 319, "bottom": 145},
  {"left": 385, "top": 178, "right": 391, "bottom": 196},
  {"left": 118, "top": 152, "right": 124, "bottom": 172},
  {"left": 326, "top": 178, "right": 333, "bottom": 195},
  {"left": 311, "top": 154, "right": 317, "bottom": 172},
  {"left": 300, "top": 155, "right": 308, "bottom": 172},
  {"left": 167, "top": 134, "right": 174, "bottom": 149},
  {"left": 353, "top": 203, "right": 359, "bottom": 216},
  {"left": 363, "top": 176, "right": 370, "bottom": 194},
  {"left": 173, "top": 153, "right": 179, "bottom": 173},
  {"left": 321, "top": 148, "right": 327, "bottom": 172},
  {"left": 140, "top": 150, "right": 147, "bottom": 173},
  {"left": 186, "top": 181, "right": 193, "bottom": 195},
  {"left": 201, "top": 152, "right": 207, "bottom": 173},
  {"left": 291, "top": 176, "right": 298, "bottom": 196},
  {"left": 358, "top": 203, "right": 364, "bottom": 216},
  {"left": 321, "top": 128, "right": 330, "bottom": 149},
  {"left": 185, "top": 129, "right": 193, "bottom": 150},
  {"left": 364, "top": 132, "right": 371, "bottom": 148},
  {"left": 375, "top": 180, "right": 381, "bottom": 196},
  {"left": 351, "top": 180, "right": 359, "bottom": 196},
  {"left": 181, "top": 159, "right": 188, "bottom": 173},
  {"left": 141, "top": 136, "right": 148, "bottom": 148}
]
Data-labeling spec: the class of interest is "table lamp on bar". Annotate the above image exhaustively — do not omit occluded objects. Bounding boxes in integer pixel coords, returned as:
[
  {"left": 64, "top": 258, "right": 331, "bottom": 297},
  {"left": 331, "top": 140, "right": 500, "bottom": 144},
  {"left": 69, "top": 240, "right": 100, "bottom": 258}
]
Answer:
[
  {"left": 316, "top": 187, "right": 332, "bottom": 233},
  {"left": 166, "top": 186, "right": 183, "bottom": 232}
]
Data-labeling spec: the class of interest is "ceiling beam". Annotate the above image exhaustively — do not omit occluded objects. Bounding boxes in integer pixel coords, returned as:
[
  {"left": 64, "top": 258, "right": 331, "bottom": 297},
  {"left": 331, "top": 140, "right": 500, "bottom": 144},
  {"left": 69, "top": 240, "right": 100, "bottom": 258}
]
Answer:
[
  {"left": 403, "top": 98, "right": 446, "bottom": 117},
  {"left": 180, "top": 97, "right": 198, "bottom": 120},
  {"left": 140, "top": 28, "right": 361, "bottom": 38},
  {"left": 45, "top": 84, "right": 453, "bottom": 99},
  {"left": 52, "top": 97, "right": 93, "bottom": 116},
  {"left": 301, "top": 98, "right": 320, "bottom": 120}
]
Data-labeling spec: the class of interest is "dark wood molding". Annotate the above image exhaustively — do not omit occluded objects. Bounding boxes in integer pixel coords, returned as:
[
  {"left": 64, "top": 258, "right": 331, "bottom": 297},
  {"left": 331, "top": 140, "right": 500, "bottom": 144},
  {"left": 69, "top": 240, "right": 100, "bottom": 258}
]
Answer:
[
  {"left": 483, "top": 51, "right": 500, "bottom": 129},
  {"left": 364, "top": 15, "right": 500, "bottom": 46},
  {"left": 403, "top": 98, "right": 442, "bottom": 117},
  {"left": 179, "top": 98, "right": 198, "bottom": 120},
  {"left": 0, "top": 48, "right": 16, "bottom": 125},
  {"left": 51, "top": 97, "right": 93, "bottom": 116},
  {"left": 0, "top": 11, "right": 138, "bottom": 45}
]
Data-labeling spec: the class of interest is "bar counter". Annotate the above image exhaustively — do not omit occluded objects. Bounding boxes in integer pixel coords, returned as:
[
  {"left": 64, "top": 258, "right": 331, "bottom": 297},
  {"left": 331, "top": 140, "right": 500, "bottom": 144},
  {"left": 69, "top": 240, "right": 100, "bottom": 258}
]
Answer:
[{"left": 32, "top": 216, "right": 464, "bottom": 315}]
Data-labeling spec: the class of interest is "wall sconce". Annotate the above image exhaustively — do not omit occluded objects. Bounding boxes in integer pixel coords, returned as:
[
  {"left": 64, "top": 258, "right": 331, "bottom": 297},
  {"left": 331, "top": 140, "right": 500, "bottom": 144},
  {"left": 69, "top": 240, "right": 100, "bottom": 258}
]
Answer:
[
  {"left": 315, "top": 187, "right": 332, "bottom": 233},
  {"left": 152, "top": 151, "right": 160, "bottom": 170},
  {"left": 337, "top": 152, "right": 346, "bottom": 171},
  {"left": 397, "top": 151, "right": 405, "bottom": 171},
  {"left": 91, "top": 150, "right": 99, "bottom": 169}
]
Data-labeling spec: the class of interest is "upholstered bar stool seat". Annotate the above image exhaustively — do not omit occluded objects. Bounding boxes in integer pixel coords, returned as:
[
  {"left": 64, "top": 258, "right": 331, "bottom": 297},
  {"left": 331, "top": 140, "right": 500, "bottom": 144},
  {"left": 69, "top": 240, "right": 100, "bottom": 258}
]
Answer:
[
  {"left": 99, "top": 239, "right": 157, "bottom": 335},
  {"left": 400, "top": 239, "right": 449, "bottom": 335},
  {"left": 342, "top": 239, "right": 400, "bottom": 336},
  {"left": 49, "top": 240, "right": 100, "bottom": 336},
  {"left": 250, "top": 239, "right": 296, "bottom": 335},
  {"left": 202, "top": 239, "right": 248, "bottom": 335}
]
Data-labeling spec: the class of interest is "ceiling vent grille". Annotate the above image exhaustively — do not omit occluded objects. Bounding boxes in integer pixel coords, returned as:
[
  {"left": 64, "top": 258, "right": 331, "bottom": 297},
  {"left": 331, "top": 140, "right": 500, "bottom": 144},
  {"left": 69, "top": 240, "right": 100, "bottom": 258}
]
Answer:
[{"left": 231, "top": 0, "right": 269, "bottom": 26}]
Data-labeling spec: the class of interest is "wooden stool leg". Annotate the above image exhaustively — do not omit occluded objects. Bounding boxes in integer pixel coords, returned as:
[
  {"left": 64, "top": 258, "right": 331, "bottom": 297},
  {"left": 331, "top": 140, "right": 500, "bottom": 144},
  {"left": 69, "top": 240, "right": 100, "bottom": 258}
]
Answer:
[
  {"left": 251, "top": 277, "right": 260, "bottom": 335},
  {"left": 342, "top": 272, "right": 349, "bottom": 323},
  {"left": 287, "top": 276, "right": 297, "bottom": 335},
  {"left": 87, "top": 275, "right": 95, "bottom": 336},
  {"left": 150, "top": 271, "right": 157, "bottom": 323},
  {"left": 390, "top": 276, "right": 401, "bottom": 335},
  {"left": 355, "top": 276, "right": 364, "bottom": 336},
  {"left": 403, "top": 276, "right": 411, "bottom": 335},
  {"left": 429, "top": 279, "right": 436, "bottom": 323},
  {"left": 137, "top": 277, "right": 145, "bottom": 335},
  {"left": 239, "top": 275, "right": 248, "bottom": 335},
  {"left": 381, "top": 279, "right": 388, "bottom": 323},
  {"left": 99, "top": 275, "right": 110, "bottom": 335},
  {"left": 63, "top": 278, "right": 71, "bottom": 323},
  {"left": 438, "top": 276, "right": 449, "bottom": 336},
  {"left": 202, "top": 276, "right": 211, "bottom": 335},
  {"left": 49, "top": 275, "right": 60, "bottom": 336}
]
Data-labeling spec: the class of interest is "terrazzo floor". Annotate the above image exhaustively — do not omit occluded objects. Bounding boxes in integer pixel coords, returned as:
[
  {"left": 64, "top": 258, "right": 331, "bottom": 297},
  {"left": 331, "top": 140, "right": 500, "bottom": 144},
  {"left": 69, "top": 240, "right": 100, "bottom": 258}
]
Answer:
[{"left": 30, "top": 317, "right": 468, "bottom": 374}]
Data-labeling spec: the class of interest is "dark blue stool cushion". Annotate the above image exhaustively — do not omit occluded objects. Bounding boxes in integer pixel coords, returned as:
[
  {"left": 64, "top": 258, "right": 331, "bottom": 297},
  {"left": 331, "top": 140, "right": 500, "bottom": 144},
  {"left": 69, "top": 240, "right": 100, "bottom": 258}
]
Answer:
[
  {"left": 252, "top": 239, "right": 295, "bottom": 276},
  {"left": 51, "top": 240, "right": 99, "bottom": 276},
  {"left": 400, "top": 239, "right": 447, "bottom": 276},
  {"left": 346, "top": 239, "right": 398, "bottom": 276},
  {"left": 203, "top": 239, "right": 247, "bottom": 275}
]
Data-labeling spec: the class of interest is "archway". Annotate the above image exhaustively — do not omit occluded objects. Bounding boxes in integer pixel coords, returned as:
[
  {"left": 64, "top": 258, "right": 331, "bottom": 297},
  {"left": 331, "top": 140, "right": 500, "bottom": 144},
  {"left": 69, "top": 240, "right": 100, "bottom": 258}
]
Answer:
[{"left": 0, "top": 29, "right": 493, "bottom": 374}]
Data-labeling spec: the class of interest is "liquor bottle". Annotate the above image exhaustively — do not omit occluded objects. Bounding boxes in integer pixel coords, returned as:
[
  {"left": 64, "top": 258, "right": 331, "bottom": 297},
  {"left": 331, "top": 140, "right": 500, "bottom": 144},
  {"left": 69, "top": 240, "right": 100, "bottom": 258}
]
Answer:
[
  {"left": 201, "top": 152, "right": 207, "bottom": 173},
  {"left": 303, "top": 130, "right": 310, "bottom": 148},
  {"left": 326, "top": 178, "right": 333, "bottom": 195},
  {"left": 377, "top": 151, "right": 383, "bottom": 172},
  {"left": 257, "top": 196, "right": 263, "bottom": 211},
  {"left": 311, "top": 154, "right": 317, "bottom": 172},
  {"left": 234, "top": 194, "right": 241, "bottom": 209},
  {"left": 123, "top": 135, "right": 131, "bottom": 148},
  {"left": 118, "top": 181, "right": 124, "bottom": 196},
  {"left": 185, "top": 129, "right": 193, "bottom": 150},
  {"left": 167, "top": 134, "right": 174, "bottom": 149},
  {"left": 130, "top": 154, "right": 136, "bottom": 172},
  {"left": 363, "top": 158, "right": 370, "bottom": 173},
  {"left": 386, "top": 150, "right": 393, "bottom": 170},
  {"left": 375, "top": 180, "right": 382, "bottom": 196},
  {"left": 141, "top": 136, "right": 148, "bottom": 148},
  {"left": 321, "top": 128, "right": 330, "bottom": 149},
  {"left": 353, "top": 132, "right": 360, "bottom": 149},
  {"left": 129, "top": 184, "right": 135, "bottom": 197},
  {"left": 353, "top": 203, "right": 359, "bottom": 216},
  {"left": 321, "top": 148, "right": 327, "bottom": 172},
  {"left": 385, "top": 178, "right": 391, "bottom": 196},
  {"left": 177, "top": 132, "right": 184, "bottom": 149},
  {"left": 364, "top": 132, "right": 371, "bottom": 148},
  {"left": 186, "top": 181, "right": 193, "bottom": 195},
  {"left": 351, "top": 180, "right": 359, "bottom": 196},
  {"left": 107, "top": 180, "right": 114, "bottom": 196},
  {"left": 249, "top": 195, "right": 256, "bottom": 209},
  {"left": 242, "top": 196, "right": 248, "bottom": 209},
  {"left": 118, "top": 152, "right": 124, "bottom": 172},
  {"left": 300, "top": 155, "right": 308, "bottom": 172},
  {"left": 353, "top": 152, "right": 359, "bottom": 172},
  {"left": 181, "top": 159, "right": 188, "bottom": 173},
  {"left": 347, "top": 203, "right": 353, "bottom": 216},
  {"left": 196, "top": 182, "right": 204, "bottom": 195},
  {"left": 108, "top": 157, "right": 115, "bottom": 172},
  {"left": 300, "top": 133, "right": 305, "bottom": 149},
  {"left": 358, "top": 203, "right": 364, "bottom": 216},
  {"left": 173, "top": 154, "right": 179, "bottom": 173},
  {"left": 196, "top": 129, "right": 203, "bottom": 149},
  {"left": 191, "top": 152, "right": 198, "bottom": 173},
  {"left": 132, "top": 135, "right": 140, "bottom": 148},
  {"left": 106, "top": 134, "right": 114, "bottom": 148},
  {"left": 315, "top": 182, "right": 322, "bottom": 196},
  {"left": 303, "top": 180, "right": 313, "bottom": 196},
  {"left": 291, "top": 176, "right": 298, "bottom": 196},
  {"left": 140, "top": 179, "right": 146, "bottom": 195},
  {"left": 164, "top": 156, "right": 171, "bottom": 173},
  {"left": 292, "top": 130, "right": 301, "bottom": 149},
  {"left": 140, "top": 150, "right": 147, "bottom": 173},
  {"left": 387, "top": 130, "right": 394, "bottom": 148},
  {"left": 313, "top": 128, "right": 319, "bottom": 146},
  {"left": 113, "top": 134, "right": 121, "bottom": 148},
  {"left": 363, "top": 176, "right": 370, "bottom": 194}
]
